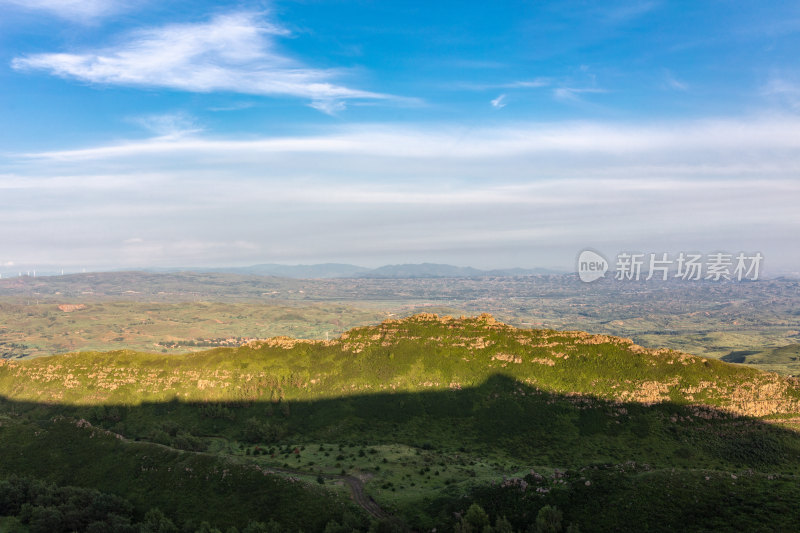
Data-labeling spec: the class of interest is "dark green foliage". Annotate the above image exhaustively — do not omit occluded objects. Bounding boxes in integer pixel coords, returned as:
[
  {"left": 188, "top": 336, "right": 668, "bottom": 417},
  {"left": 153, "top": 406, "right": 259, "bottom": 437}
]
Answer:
[
  {"left": 367, "top": 518, "right": 408, "bottom": 533},
  {"left": 195, "top": 522, "right": 223, "bottom": 533},
  {"left": 576, "top": 410, "right": 606, "bottom": 437},
  {"left": 0, "top": 418, "right": 356, "bottom": 532},
  {"left": 172, "top": 432, "right": 205, "bottom": 452},
  {"left": 200, "top": 403, "right": 235, "bottom": 421},
  {"left": 534, "top": 506, "right": 562, "bottom": 533},
  {"left": 242, "top": 417, "right": 286, "bottom": 444},
  {"left": 0, "top": 476, "right": 136, "bottom": 531},
  {"left": 447, "top": 466, "right": 800, "bottom": 532},
  {"left": 455, "top": 503, "right": 490, "bottom": 532},
  {"left": 140, "top": 508, "right": 179, "bottom": 533},
  {"left": 0, "top": 476, "right": 150, "bottom": 532},
  {"left": 241, "top": 520, "right": 283, "bottom": 533},
  {"left": 3, "top": 366, "right": 800, "bottom": 531},
  {"left": 494, "top": 516, "right": 514, "bottom": 533}
]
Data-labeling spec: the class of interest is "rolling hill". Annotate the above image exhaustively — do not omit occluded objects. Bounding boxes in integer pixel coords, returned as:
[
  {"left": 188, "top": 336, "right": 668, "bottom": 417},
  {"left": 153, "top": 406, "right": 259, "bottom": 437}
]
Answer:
[
  {"left": 1, "top": 314, "right": 799, "bottom": 531},
  {"left": 2, "top": 313, "right": 799, "bottom": 416}
]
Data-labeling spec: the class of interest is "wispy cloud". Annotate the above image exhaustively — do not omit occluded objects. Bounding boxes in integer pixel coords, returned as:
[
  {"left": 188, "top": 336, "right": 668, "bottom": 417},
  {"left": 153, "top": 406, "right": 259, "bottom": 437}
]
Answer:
[
  {"left": 309, "top": 99, "right": 347, "bottom": 115},
  {"left": 207, "top": 102, "right": 256, "bottom": 112},
  {"left": 663, "top": 69, "right": 688, "bottom": 91},
  {"left": 128, "top": 112, "right": 201, "bottom": 139},
  {"left": 0, "top": 0, "right": 125, "bottom": 21},
  {"left": 456, "top": 78, "right": 550, "bottom": 91},
  {"left": 11, "top": 12, "right": 398, "bottom": 113},
  {"left": 552, "top": 87, "right": 607, "bottom": 103},
  {"left": 490, "top": 94, "right": 507, "bottom": 109},
  {"left": 497, "top": 80, "right": 550, "bottom": 89},
  {"left": 762, "top": 77, "right": 800, "bottom": 109},
  {"left": 17, "top": 117, "right": 800, "bottom": 173}
]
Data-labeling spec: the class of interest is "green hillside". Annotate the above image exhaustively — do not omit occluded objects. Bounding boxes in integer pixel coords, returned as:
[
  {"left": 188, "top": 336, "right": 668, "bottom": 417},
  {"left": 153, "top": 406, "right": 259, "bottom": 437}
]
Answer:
[
  {"left": 722, "top": 343, "right": 800, "bottom": 376},
  {"left": 1, "top": 314, "right": 799, "bottom": 532},
  {"left": 2, "top": 313, "right": 799, "bottom": 416}
]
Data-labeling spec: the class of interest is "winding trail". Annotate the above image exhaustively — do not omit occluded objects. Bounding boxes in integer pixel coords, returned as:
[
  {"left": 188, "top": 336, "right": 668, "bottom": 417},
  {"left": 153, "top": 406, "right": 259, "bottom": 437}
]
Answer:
[
  {"left": 85, "top": 422, "right": 392, "bottom": 520},
  {"left": 261, "top": 465, "right": 389, "bottom": 519}
]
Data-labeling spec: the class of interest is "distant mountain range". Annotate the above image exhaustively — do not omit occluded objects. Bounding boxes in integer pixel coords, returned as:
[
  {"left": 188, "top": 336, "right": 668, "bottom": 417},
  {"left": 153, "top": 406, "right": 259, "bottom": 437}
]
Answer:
[
  {"left": 194, "top": 263, "right": 371, "bottom": 278},
  {"left": 145, "top": 262, "right": 565, "bottom": 279},
  {"left": 4, "top": 262, "right": 796, "bottom": 280}
]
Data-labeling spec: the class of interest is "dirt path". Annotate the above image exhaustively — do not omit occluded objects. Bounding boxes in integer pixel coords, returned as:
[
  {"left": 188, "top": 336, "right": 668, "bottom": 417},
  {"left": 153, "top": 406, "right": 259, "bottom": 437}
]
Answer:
[
  {"left": 261, "top": 465, "right": 389, "bottom": 519},
  {"left": 85, "top": 422, "right": 392, "bottom": 520}
]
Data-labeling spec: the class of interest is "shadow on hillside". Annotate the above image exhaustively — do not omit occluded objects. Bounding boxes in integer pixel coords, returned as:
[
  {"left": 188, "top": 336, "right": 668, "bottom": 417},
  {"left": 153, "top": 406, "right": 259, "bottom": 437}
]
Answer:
[
  {"left": 2, "top": 374, "right": 799, "bottom": 472},
  {"left": 2, "top": 374, "right": 800, "bottom": 531},
  {"left": 721, "top": 350, "right": 758, "bottom": 363}
]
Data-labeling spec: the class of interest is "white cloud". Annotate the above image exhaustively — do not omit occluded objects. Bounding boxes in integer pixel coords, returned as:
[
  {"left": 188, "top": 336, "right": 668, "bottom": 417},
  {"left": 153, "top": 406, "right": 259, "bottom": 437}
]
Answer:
[
  {"left": 490, "top": 94, "right": 507, "bottom": 109},
  {"left": 0, "top": 0, "right": 124, "bottom": 20},
  {"left": 2, "top": 168, "right": 797, "bottom": 269},
  {"left": 309, "top": 99, "right": 348, "bottom": 115},
  {"left": 24, "top": 116, "right": 800, "bottom": 164},
  {"left": 4, "top": 116, "right": 800, "bottom": 269},
  {"left": 11, "top": 12, "right": 397, "bottom": 112},
  {"left": 129, "top": 112, "right": 201, "bottom": 138}
]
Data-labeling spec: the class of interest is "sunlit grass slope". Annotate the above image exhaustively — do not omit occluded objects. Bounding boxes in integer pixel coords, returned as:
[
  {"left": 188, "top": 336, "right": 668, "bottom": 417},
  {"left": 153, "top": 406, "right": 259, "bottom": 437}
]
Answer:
[{"left": 1, "top": 313, "right": 798, "bottom": 419}]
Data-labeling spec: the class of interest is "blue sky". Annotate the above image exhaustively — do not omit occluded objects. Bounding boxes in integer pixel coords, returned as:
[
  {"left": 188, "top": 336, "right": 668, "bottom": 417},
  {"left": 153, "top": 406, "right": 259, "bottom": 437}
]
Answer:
[{"left": 1, "top": 1, "right": 799, "bottom": 272}]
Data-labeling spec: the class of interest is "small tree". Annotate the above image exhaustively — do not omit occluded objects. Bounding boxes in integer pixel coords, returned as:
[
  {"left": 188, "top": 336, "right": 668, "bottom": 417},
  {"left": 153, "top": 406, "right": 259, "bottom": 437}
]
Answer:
[
  {"left": 139, "top": 508, "right": 178, "bottom": 533},
  {"left": 455, "top": 503, "right": 491, "bottom": 533},
  {"left": 494, "top": 515, "right": 514, "bottom": 533},
  {"left": 195, "top": 522, "right": 223, "bottom": 533},
  {"left": 533, "top": 505, "right": 562, "bottom": 533}
]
